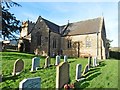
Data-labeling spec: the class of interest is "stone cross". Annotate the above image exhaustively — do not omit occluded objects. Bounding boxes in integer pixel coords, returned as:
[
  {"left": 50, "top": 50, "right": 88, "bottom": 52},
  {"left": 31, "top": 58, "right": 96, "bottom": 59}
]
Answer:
[
  {"left": 55, "top": 55, "right": 60, "bottom": 65},
  {"left": 30, "top": 57, "right": 40, "bottom": 72},
  {"left": 12, "top": 59, "right": 24, "bottom": 76},
  {"left": 44, "top": 56, "right": 50, "bottom": 68},
  {"left": 75, "top": 64, "right": 82, "bottom": 81},
  {"left": 56, "top": 62, "right": 69, "bottom": 88},
  {"left": 19, "top": 77, "right": 41, "bottom": 90},
  {"left": 64, "top": 55, "right": 68, "bottom": 62}
]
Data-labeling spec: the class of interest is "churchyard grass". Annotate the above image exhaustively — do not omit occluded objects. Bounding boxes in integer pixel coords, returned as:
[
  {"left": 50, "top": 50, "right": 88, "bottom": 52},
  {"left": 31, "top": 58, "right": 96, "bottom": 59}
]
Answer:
[{"left": 0, "top": 51, "right": 118, "bottom": 89}]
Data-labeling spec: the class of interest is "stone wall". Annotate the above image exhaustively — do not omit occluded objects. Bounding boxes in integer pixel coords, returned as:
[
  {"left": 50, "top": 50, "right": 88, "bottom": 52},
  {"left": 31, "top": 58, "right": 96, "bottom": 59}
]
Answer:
[
  {"left": 61, "top": 33, "right": 107, "bottom": 59},
  {"left": 31, "top": 17, "right": 49, "bottom": 56},
  {"left": 31, "top": 17, "right": 61, "bottom": 56},
  {"left": 50, "top": 32, "right": 61, "bottom": 56}
]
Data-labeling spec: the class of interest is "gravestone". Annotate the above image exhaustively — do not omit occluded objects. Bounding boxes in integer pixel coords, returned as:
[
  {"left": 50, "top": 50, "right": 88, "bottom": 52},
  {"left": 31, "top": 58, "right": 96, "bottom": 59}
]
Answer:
[
  {"left": 56, "top": 62, "right": 69, "bottom": 88},
  {"left": 95, "top": 57, "right": 99, "bottom": 66},
  {"left": 64, "top": 55, "right": 68, "bottom": 62},
  {"left": 19, "top": 77, "right": 41, "bottom": 90},
  {"left": 88, "top": 56, "right": 92, "bottom": 70},
  {"left": 94, "top": 57, "right": 97, "bottom": 66},
  {"left": 55, "top": 55, "right": 60, "bottom": 65},
  {"left": 82, "top": 64, "right": 89, "bottom": 75},
  {"left": 92, "top": 57, "right": 95, "bottom": 67},
  {"left": 12, "top": 59, "right": 24, "bottom": 76},
  {"left": 44, "top": 56, "right": 50, "bottom": 68},
  {"left": 30, "top": 57, "right": 40, "bottom": 72},
  {"left": 75, "top": 64, "right": 82, "bottom": 81},
  {"left": 93, "top": 57, "right": 98, "bottom": 67}
]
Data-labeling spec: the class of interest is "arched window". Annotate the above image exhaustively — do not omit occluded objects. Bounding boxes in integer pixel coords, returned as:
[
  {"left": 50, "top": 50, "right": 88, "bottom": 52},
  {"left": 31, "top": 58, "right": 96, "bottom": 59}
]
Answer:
[
  {"left": 36, "top": 32, "right": 42, "bottom": 46},
  {"left": 67, "top": 39, "right": 72, "bottom": 48},
  {"left": 86, "top": 36, "right": 91, "bottom": 47},
  {"left": 53, "top": 37, "right": 56, "bottom": 48}
]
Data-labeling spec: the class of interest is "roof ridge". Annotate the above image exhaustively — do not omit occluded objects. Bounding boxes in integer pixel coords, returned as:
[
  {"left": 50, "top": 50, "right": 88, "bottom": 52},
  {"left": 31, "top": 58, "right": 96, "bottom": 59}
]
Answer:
[
  {"left": 70, "top": 17, "right": 103, "bottom": 25},
  {"left": 41, "top": 16, "right": 60, "bottom": 27}
]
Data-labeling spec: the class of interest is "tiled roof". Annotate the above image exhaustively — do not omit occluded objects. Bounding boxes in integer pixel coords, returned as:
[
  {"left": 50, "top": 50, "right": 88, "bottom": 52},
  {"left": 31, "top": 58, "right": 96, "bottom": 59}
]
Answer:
[
  {"left": 35, "top": 16, "right": 104, "bottom": 35},
  {"left": 42, "top": 17, "right": 60, "bottom": 34},
  {"left": 61, "top": 17, "right": 103, "bottom": 36}
]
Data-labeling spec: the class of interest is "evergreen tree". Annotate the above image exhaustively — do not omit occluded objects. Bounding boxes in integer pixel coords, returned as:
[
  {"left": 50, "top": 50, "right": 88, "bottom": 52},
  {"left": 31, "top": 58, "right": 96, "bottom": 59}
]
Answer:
[{"left": 1, "top": 0, "right": 21, "bottom": 40}]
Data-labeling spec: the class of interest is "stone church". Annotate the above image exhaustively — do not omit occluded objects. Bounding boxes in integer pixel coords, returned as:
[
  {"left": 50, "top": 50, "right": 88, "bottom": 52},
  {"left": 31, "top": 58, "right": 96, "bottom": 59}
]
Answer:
[{"left": 18, "top": 16, "right": 109, "bottom": 59}]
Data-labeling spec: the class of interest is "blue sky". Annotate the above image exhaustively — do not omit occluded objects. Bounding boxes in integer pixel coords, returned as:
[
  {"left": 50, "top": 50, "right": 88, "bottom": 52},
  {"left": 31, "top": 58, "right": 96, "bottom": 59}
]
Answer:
[{"left": 9, "top": 2, "right": 118, "bottom": 47}]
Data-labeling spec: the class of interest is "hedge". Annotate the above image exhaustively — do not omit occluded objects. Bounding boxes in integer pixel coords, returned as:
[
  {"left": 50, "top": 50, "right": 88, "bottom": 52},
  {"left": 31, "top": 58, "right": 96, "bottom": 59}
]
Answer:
[{"left": 109, "top": 51, "right": 120, "bottom": 60}]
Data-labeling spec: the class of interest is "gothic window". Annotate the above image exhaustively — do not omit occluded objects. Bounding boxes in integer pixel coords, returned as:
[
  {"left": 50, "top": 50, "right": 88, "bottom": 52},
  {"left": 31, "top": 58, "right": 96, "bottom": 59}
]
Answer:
[
  {"left": 36, "top": 32, "right": 42, "bottom": 46},
  {"left": 86, "top": 36, "right": 91, "bottom": 47},
  {"left": 53, "top": 38, "right": 56, "bottom": 48},
  {"left": 67, "top": 40, "right": 72, "bottom": 48}
]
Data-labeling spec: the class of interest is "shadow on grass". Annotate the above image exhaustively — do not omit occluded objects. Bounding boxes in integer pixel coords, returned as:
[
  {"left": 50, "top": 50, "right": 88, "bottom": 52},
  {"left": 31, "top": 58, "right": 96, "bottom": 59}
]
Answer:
[
  {"left": 99, "top": 61, "right": 106, "bottom": 67},
  {"left": 85, "top": 72, "right": 101, "bottom": 81},
  {"left": 69, "top": 60, "right": 75, "bottom": 63},
  {"left": 2, "top": 87, "right": 18, "bottom": 90},
  {"left": 2, "top": 75, "right": 20, "bottom": 82},
  {"left": 74, "top": 67, "right": 101, "bottom": 89},
  {"left": 84, "top": 68, "right": 100, "bottom": 78}
]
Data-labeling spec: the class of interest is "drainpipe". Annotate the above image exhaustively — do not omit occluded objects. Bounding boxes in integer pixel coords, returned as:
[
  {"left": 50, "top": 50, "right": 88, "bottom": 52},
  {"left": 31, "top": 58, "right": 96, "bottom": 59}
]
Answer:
[
  {"left": 78, "top": 42, "right": 80, "bottom": 57},
  {"left": 97, "top": 32, "right": 99, "bottom": 58}
]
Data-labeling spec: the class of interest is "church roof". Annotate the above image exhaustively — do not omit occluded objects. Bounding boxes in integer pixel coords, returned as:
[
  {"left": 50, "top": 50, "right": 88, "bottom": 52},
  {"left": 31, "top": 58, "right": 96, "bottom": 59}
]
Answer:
[
  {"left": 42, "top": 17, "right": 60, "bottom": 34},
  {"left": 34, "top": 16, "right": 104, "bottom": 36},
  {"left": 62, "top": 17, "right": 104, "bottom": 36}
]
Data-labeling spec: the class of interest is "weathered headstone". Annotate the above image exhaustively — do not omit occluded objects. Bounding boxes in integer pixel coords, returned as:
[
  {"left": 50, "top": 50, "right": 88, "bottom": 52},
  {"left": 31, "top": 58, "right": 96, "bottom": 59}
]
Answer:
[
  {"left": 19, "top": 77, "right": 41, "bottom": 90},
  {"left": 88, "top": 56, "right": 92, "bottom": 70},
  {"left": 56, "top": 62, "right": 69, "bottom": 88},
  {"left": 94, "top": 57, "right": 97, "bottom": 66},
  {"left": 92, "top": 57, "right": 95, "bottom": 67},
  {"left": 12, "top": 59, "right": 24, "bottom": 76},
  {"left": 93, "top": 57, "right": 98, "bottom": 67},
  {"left": 82, "top": 64, "right": 89, "bottom": 75},
  {"left": 75, "top": 64, "right": 82, "bottom": 81},
  {"left": 55, "top": 55, "right": 60, "bottom": 65},
  {"left": 30, "top": 57, "right": 40, "bottom": 72},
  {"left": 95, "top": 57, "right": 99, "bottom": 66},
  {"left": 44, "top": 56, "right": 50, "bottom": 68},
  {"left": 64, "top": 55, "right": 68, "bottom": 62}
]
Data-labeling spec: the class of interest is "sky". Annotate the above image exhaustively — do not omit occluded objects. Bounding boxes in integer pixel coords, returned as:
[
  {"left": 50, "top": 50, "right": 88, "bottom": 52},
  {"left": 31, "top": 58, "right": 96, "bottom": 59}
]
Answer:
[{"left": 8, "top": 2, "right": 118, "bottom": 47}]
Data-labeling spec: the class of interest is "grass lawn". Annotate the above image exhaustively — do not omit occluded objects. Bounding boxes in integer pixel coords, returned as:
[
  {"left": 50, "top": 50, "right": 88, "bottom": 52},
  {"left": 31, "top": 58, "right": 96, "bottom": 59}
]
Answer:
[{"left": 0, "top": 51, "right": 119, "bottom": 89}]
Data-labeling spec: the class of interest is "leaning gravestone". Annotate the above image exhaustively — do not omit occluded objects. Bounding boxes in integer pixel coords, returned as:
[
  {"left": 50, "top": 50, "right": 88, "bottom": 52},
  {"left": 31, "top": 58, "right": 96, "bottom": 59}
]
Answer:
[
  {"left": 82, "top": 64, "right": 89, "bottom": 76},
  {"left": 75, "top": 64, "right": 82, "bottom": 81},
  {"left": 44, "top": 56, "right": 50, "bottom": 68},
  {"left": 56, "top": 62, "right": 69, "bottom": 88},
  {"left": 19, "top": 77, "right": 41, "bottom": 90},
  {"left": 30, "top": 57, "right": 40, "bottom": 72},
  {"left": 55, "top": 55, "right": 60, "bottom": 65},
  {"left": 12, "top": 59, "right": 24, "bottom": 76},
  {"left": 64, "top": 55, "right": 68, "bottom": 62}
]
